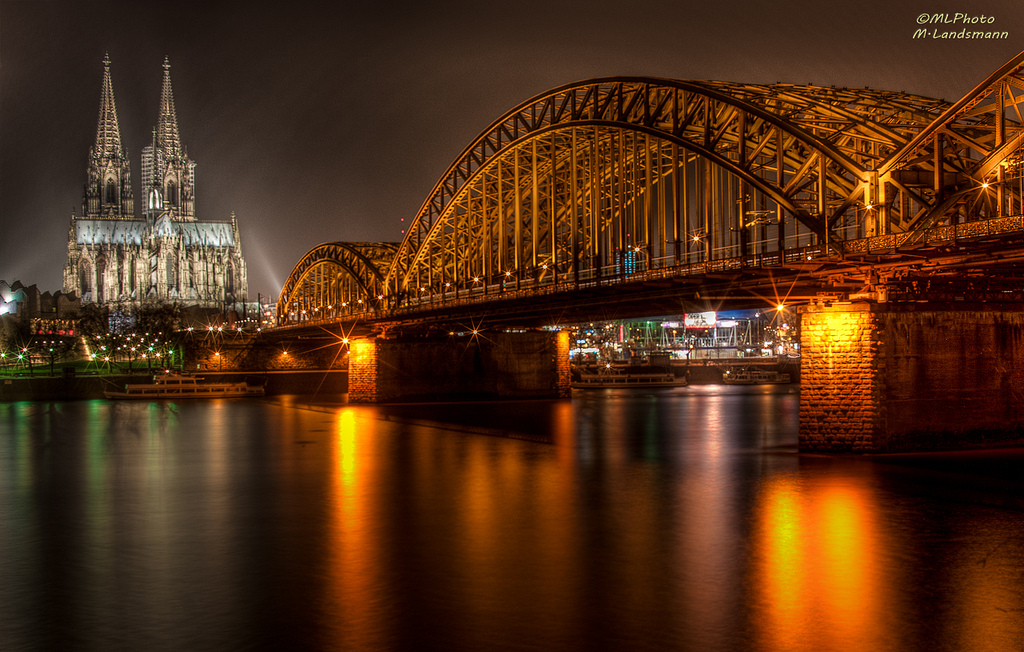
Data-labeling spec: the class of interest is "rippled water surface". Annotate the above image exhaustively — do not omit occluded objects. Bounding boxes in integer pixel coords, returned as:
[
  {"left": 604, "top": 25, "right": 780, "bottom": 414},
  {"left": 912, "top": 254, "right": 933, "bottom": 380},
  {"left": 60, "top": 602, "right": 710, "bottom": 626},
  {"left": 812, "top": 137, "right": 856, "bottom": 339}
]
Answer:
[{"left": 1, "top": 387, "right": 1022, "bottom": 651}]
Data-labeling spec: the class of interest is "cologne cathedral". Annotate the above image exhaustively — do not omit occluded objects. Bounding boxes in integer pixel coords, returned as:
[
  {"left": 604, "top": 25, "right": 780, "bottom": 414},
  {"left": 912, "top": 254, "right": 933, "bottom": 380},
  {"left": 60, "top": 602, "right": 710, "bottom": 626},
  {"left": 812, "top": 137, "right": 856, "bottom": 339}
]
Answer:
[{"left": 63, "top": 55, "right": 248, "bottom": 311}]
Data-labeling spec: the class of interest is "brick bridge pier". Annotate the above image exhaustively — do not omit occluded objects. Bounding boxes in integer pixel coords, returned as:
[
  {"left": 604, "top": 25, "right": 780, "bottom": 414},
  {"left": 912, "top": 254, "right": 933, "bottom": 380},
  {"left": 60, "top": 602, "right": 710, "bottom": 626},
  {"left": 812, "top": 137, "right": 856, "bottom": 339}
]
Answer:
[
  {"left": 348, "top": 330, "right": 571, "bottom": 403},
  {"left": 799, "top": 301, "right": 1024, "bottom": 452}
]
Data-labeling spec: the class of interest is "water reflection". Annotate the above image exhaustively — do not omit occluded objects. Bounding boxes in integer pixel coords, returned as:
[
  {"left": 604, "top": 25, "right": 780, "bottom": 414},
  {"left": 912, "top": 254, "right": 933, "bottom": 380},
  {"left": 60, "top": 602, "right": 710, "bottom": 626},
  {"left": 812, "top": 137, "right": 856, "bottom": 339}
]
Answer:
[
  {"left": 1, "top": 391, "right": 1022, "bottom": 650},
  {"left": 754, "top": 468, "right": 888, "bottom": 650},
  {"left": 322, "top": 408, "right": 386, "bottom": 649}
]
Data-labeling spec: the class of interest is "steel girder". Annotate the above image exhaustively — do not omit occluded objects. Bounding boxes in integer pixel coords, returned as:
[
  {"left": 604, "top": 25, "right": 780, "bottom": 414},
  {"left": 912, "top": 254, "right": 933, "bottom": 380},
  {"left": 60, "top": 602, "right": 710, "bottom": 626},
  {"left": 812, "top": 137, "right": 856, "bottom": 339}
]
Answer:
[
  {"left": 874, "top": 50, "right": 1024, "bottom": 239},
  {"left": 384, "top": 76, "right": 969, "bottom": 301},
  {"left": 277, "top": 242, "right": 396, "bottom": 324},
  {"left": 275, "top": 49, "right": 1024, "bottom": 323}
]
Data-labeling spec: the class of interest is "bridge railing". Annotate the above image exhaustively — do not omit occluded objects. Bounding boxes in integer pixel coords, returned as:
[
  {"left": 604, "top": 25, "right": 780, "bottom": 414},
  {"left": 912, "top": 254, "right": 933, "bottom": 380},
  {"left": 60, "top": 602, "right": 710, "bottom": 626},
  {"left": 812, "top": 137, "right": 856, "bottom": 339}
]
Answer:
[
  {"left": 842, "top": 213, "right": 1024, "bottom": 254},
  {"left": 274, "top": 211, "right": 1024, "bottom": 328},
  {"left": 275, "top": 242, "right": 830, "bottom": 327}
]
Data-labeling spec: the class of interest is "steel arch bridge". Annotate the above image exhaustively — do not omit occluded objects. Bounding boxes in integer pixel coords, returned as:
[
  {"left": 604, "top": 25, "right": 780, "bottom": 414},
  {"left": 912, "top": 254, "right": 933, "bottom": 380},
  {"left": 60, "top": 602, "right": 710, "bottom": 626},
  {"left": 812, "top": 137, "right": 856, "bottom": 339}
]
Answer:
[
  {"left": 277, "top": 242, "right": 397, "bottom": 322},
  {"left": 278, "top": 49, "right": 1024, "bottom": 328}
]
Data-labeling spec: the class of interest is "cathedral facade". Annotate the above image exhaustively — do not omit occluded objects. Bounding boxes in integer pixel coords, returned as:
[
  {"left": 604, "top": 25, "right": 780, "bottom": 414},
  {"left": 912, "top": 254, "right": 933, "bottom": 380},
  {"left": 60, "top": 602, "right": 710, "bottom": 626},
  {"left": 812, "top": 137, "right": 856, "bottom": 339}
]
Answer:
[{"left": 63, "top": 55, "right": 248, "bottom": 312}]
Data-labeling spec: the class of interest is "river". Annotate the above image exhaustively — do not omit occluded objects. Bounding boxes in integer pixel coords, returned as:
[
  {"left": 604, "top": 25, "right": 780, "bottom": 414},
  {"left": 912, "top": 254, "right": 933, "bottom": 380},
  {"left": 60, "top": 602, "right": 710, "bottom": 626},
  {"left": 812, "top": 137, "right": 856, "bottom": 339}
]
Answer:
[{"left": 1, "top": 386, "right": 1022, "bottom": 650}]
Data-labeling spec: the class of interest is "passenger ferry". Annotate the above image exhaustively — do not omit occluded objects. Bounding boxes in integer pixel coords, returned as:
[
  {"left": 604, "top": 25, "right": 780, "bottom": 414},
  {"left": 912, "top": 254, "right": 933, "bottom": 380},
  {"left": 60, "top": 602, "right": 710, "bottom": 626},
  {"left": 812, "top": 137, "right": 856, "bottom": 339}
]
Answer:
[
  {"left": 572, "top": 371, "right": 686, "bottom": 388},
  {"left": 721, "top": 368, "right": 791, "bottom": 385},
  {"left": 104, "top": 372, "right": 265, "bottom": 399}
]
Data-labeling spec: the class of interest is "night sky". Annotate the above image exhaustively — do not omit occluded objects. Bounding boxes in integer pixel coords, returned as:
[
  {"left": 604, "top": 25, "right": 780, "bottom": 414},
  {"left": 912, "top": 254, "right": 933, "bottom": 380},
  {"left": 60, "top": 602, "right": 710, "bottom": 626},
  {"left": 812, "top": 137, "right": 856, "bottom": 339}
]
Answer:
[{"left": 2, "top": 0, "right": 1022, "bottom": 298}]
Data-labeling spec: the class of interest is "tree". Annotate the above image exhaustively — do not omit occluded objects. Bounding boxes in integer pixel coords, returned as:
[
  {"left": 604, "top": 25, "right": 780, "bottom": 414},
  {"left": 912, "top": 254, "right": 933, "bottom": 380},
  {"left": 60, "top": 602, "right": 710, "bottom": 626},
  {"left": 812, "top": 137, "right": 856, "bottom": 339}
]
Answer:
[
  {"left": 133, "top": 302, "right": 181, "bottom": 335},
  {"left": 73, "top": 303, "right": 110, "bottom": 341}
]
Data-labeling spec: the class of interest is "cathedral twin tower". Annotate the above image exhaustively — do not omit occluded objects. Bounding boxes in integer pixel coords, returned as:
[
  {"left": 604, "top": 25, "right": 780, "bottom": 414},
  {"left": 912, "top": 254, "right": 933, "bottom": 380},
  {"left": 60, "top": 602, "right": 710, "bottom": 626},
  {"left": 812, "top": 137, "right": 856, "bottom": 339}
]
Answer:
[{"left": 63, "top": 55, "right": 248, "bottom": 311}]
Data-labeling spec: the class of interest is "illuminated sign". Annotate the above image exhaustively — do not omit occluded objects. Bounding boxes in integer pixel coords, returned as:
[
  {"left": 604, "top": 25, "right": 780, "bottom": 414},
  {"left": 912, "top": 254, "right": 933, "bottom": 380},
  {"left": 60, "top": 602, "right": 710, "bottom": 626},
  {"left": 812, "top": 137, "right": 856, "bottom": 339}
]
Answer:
[{"left": 684, "top": 311, "right": 717, "bottom": 329}]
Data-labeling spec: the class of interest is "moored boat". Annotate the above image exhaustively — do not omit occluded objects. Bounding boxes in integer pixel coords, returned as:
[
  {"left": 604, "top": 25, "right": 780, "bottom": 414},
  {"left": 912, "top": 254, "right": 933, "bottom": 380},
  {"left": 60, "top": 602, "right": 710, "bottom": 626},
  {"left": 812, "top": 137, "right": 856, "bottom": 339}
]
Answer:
[
  {"left": 572, "top": 371, "right": 686, "bottom": 388},
  {"left": 721, "top": 368, "right": 791, "bottom": 385},
  {"left": 104, "top": 372, "right": 265, "bottom": 399}
]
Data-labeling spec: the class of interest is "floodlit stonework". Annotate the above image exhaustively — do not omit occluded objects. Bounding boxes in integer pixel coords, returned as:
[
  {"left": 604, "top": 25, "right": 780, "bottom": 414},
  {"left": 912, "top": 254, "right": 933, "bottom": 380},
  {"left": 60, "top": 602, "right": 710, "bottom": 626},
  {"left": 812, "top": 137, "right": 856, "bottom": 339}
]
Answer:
[
  {"left": 800, "top": 301, "right": 1024, "bottom": 452},
  {"left": 63, "top": 55, "right": 248, "bottom": 312}
]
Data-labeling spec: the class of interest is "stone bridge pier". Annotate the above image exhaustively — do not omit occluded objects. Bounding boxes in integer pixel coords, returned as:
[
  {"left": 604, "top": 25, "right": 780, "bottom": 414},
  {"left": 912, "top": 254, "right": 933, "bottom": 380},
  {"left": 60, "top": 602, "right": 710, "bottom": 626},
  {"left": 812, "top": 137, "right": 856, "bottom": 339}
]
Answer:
[
  {"left": 347, "top": 330, "right": 571, "bottom": 403},
  {"left": 799, "top": 302, "right": 1024, "bottom": 453}
]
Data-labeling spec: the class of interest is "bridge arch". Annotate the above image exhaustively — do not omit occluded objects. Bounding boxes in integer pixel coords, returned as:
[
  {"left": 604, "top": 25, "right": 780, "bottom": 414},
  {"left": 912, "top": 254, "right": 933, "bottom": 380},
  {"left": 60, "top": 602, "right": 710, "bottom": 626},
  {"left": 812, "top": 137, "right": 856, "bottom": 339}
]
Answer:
[
  {"left": 876, "top": 49, "right": 1024, "bottom": 234},
  {"left": 276, "top": 50, "right": 1024, "bottom": 321},
  {"left": 277, "top": 241, "right": 397, "bottom": 325},
  {"left": 383, "top": 76, "right": 965, "bottom": 301}
]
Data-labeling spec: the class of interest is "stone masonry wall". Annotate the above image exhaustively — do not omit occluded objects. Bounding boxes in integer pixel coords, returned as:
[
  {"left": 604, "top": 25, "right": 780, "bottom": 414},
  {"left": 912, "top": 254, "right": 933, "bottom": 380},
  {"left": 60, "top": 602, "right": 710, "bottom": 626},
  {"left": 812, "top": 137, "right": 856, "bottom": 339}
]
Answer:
[
  {"left": 185, "top": 333, "right": 348, "bottom": 372},
  {"left": 878, "top": 308, "right": 1024, "bottom": 451},
  {"left": 347, "top": 338, "right": 379, "bottom": 403},
  {"left": 554, "top": 330, "right": 572, "bottom": 398},
  {"left": 348, "top": 330, "right": 569, "bottom": 403},
  {"left": 799, "top": 303, "right": 883, "bottom": 452},
  {"left": 801, "top": 303, "right": 1024, "bottom": 452}
]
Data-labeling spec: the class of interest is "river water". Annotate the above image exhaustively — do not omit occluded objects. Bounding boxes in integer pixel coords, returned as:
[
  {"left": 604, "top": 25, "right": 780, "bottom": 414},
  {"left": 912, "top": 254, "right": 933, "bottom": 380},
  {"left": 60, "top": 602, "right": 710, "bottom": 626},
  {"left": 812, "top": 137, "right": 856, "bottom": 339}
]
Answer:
[{"left": 1, "top": 386, "right": 1022, "bottom": 651}]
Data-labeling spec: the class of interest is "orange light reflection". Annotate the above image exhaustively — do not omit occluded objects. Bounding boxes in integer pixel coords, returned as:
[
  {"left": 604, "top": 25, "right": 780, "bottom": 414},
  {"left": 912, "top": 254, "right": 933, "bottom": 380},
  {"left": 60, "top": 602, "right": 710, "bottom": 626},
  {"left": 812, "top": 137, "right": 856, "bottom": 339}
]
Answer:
[
  {"left": 325, "top": 408, "right": 386, "bottom": 649},
  {"left": 755, "top": 471, "right": 890, "bottom": 651}
]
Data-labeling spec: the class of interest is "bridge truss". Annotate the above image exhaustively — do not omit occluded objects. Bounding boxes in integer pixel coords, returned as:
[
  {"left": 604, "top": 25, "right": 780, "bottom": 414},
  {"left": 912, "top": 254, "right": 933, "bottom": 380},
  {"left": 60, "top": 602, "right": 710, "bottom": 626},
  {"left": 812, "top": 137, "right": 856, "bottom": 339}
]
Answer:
[{"left": 278, "top": 50, "right": 1024, "bottom": 328}]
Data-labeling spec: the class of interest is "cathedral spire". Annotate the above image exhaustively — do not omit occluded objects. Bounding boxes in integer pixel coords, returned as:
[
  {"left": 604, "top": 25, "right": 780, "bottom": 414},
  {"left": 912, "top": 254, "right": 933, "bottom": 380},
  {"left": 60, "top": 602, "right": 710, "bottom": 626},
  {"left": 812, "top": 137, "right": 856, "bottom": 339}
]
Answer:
[
  {"left": 93, "top": 53, "right": 124, "bottom": 160},
  {"left": 156, "top": 56, "right": 182, "bottom": 159},
  {"left": 83, "top": 54, "right": 134, "bottom": 219},
  {"left": 142, "top": 56, "right": 195, "bottom": 221}
]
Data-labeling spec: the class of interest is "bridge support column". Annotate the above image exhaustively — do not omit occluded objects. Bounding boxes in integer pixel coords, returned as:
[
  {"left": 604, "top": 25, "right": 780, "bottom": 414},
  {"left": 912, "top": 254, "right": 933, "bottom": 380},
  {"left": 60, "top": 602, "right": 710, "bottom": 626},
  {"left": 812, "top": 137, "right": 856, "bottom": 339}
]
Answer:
[
  {"left": 348, "top": 330, "right": 571, "bottom": 403},
  {"left": 800, "top": 302, "right": 1024, "bottom": 452}
]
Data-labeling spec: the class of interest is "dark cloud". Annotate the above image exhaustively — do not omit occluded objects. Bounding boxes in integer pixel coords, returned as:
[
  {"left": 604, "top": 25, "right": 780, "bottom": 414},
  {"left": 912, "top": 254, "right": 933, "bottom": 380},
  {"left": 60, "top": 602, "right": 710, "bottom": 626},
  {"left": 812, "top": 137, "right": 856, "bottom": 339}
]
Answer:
[{"left": 2, "top": 0, "right": 1022, "bottom": 295}]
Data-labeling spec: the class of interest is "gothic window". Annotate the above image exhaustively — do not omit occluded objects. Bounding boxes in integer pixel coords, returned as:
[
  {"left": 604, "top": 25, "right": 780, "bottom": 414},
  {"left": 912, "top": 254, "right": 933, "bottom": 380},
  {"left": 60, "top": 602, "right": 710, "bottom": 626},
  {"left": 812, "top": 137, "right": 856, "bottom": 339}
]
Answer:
[
  {"left": 225, "top": 262, "right": 235, "bottom": 300},
  {"left": 79, "top": 260, "right": 92, "bottom": 295},
  {"left": 96, "top": 256, "right": 106, "bottom": 303},
  {"left": 166, "top": 181, "right": 178, "bottom": 207},
  {"left": 105, "top": 179, "right": 117, "bottom": 205},
  {"left": 166, "top": 253, "right": 178, "bottom": 289}
]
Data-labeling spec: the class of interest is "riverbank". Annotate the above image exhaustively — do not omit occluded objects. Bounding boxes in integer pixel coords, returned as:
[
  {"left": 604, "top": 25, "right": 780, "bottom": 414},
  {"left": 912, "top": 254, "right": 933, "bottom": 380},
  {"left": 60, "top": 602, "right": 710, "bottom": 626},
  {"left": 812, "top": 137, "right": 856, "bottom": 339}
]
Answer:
[{"left": 0, "top": 369, "right": 347, "bottom": 401}]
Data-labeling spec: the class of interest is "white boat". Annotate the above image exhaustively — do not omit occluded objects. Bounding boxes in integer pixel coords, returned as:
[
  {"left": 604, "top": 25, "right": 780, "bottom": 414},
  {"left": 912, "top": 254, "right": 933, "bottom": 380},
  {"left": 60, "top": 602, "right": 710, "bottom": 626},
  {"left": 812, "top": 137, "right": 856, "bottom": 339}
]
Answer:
[
  {"left": 721, "top": 368, "right": 791, "bottom": 385},
  {"left": 572, "top": 371, "right": 686, "bottom": 388},
  {"left": 104, "top": 372, "right": 265, "bottom": 399}
]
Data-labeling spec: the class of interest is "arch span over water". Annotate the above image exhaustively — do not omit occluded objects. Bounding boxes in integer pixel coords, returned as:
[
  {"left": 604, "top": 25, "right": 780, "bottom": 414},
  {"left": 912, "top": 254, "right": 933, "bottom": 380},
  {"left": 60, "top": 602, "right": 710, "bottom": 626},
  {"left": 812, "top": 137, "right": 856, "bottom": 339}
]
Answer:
[{"left": 278, "top": 50, "right": 1024, "bottom": 325}]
